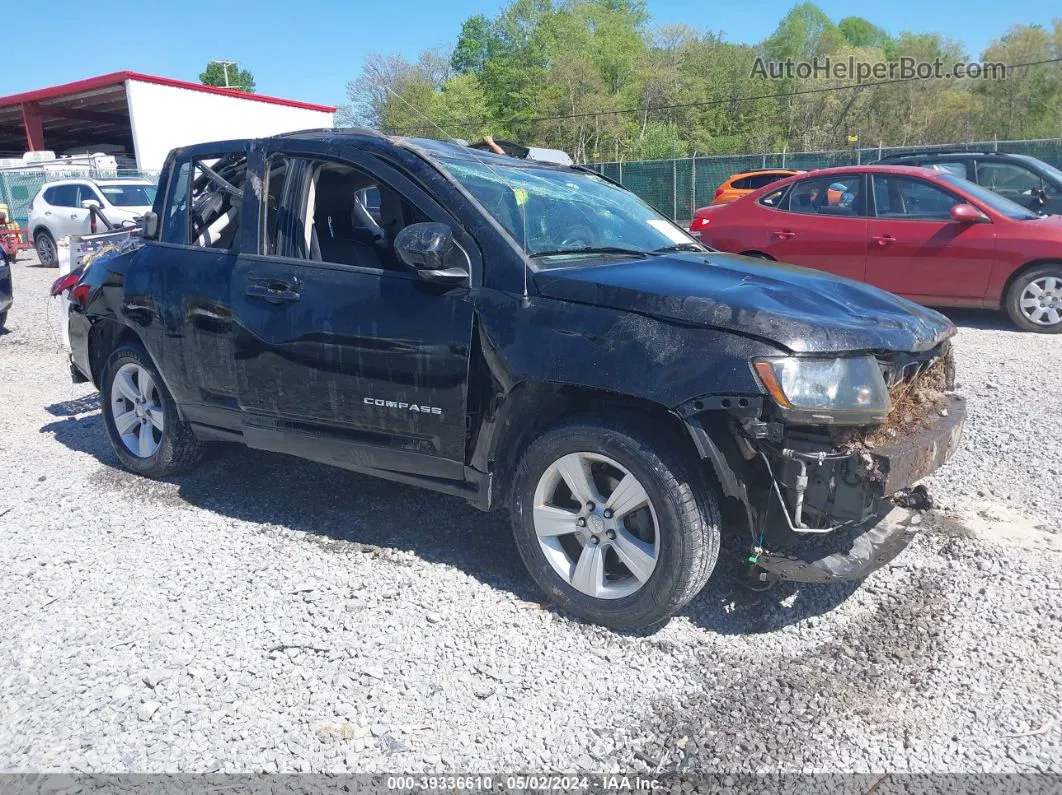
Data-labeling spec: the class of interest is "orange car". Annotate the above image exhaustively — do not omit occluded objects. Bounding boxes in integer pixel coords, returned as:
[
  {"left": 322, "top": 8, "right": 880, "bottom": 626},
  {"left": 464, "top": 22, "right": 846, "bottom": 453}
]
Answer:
[{"left": 710, "top": 169, "right": 803, "bottom": 205}]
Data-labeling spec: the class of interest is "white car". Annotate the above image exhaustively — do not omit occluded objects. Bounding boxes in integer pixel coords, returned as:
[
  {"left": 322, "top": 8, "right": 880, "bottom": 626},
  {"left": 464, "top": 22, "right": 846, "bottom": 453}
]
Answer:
[{"left": 28, "top": 179, "right": 156, "bottom": 267}]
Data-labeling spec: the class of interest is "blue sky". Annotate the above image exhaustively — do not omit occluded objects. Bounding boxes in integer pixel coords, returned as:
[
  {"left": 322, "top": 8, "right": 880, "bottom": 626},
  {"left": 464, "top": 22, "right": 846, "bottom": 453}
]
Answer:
[{"left": 3, "top": 0, "right": 1057, "bottom": 108}]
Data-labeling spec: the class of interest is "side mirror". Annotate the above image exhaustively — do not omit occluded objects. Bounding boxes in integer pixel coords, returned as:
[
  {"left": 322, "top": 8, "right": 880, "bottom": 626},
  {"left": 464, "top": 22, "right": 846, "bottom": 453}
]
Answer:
[
  {"left": 81, "top": 199, "right": 101, "bottom": 210},
  {"left": 950, "top": 203, "right": 987, "bottom": 223},
  {"left": 393, "top": 222, "right": 469, "bottom": 282},
  {"left": 141, "top": 211, "right": 160, "bottom": 240}
]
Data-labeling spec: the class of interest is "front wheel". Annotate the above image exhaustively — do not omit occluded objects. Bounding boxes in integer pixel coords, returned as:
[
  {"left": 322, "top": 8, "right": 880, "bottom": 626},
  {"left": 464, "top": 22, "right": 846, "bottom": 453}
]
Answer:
[
  {"left": 34, "top": 230, "right": 57, "bottom": 268},
  {"left": 511, "top": 416, "right": 720, "bottom": 631},
  {"left": 1006, "top": 265, "right": 1062, "bottom": 333},
  {"left": 101, "top": 343, "right": 203, "bottom": 477}
]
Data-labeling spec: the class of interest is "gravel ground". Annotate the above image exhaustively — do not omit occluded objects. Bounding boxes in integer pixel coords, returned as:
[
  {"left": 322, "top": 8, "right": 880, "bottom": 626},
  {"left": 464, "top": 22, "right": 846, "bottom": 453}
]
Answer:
[{"left": 0, "top": 253, "right": 1059, "bottom": 775}]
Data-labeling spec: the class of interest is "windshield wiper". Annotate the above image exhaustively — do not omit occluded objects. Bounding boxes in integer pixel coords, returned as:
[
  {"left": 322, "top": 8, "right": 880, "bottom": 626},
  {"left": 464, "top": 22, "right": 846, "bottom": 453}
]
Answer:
[
  {"left": 650, "top": 242, "right": 707, "bottom": 254},
  {"left": 529, "top": 246, "right": 648, "bottom": 259}
]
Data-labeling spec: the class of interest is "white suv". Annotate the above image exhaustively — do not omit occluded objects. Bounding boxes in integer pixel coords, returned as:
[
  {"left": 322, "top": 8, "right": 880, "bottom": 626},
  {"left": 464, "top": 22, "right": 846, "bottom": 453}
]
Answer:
[{"left": 28, "top": 179, "right": 156, "bottom": 266}]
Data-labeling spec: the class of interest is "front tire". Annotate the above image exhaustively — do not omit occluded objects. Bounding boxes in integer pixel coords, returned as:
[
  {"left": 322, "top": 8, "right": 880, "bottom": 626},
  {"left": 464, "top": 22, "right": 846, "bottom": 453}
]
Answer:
[
  {"left": 511, "top": 415, "right": 720, "bottom": 631},
  {"left": 0, "top": 310, "right": 7, "bottom": 328},
  {"left": 34, "top": 229, "right": 57, "bottom": 267},
  {"left": 101, "top": 343, "right": 203, "bottom": 477},
  {"left": 1006, "top": 265, "right": 1062, "bottom": 333}
]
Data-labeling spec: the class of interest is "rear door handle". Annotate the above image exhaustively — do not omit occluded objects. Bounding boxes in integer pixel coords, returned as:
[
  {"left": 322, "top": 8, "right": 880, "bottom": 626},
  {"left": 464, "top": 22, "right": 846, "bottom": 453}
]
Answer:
[
  {"left": 872, "top": 235, "right": 896, "bottom": 247},
  {"left": 246, "top": 280, "right": 301, "bottom": 303},
  {"left": 772, "top": 229, "right": 796, "bottom": 240}
]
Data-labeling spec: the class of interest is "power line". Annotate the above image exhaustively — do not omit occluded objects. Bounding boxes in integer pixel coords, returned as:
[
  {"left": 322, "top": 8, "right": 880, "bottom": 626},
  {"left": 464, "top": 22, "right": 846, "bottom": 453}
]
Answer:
[{"left": 382, "top": 56, "right": 1062, "bottom": 136}]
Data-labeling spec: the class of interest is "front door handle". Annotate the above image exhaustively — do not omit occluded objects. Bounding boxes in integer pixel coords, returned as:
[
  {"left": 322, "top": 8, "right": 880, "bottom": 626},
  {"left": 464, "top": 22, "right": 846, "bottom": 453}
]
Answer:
[
  {"left": 70, "top": 214, "right": 79, "bottom": 219},
  {"left": 872, "top": 235, "right": 896, "bottom": 247},
  {"left": 772, "top": 229, "right": 796, "bottom": 240},
  {"left": 246, "top": 281, "right": 301, "bottom": 303}
]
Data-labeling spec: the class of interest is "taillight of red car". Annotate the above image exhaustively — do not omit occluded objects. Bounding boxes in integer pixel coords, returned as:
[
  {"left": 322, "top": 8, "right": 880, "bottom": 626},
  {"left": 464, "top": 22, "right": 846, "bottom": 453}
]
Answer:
[{"left": 689, "top": 213, "right": 712, "bottom": 233}]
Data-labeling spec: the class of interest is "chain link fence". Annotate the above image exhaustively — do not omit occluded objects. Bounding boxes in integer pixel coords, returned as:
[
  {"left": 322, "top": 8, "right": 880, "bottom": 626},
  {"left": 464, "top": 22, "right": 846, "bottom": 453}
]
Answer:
[
  {"left": 0, "top": 169, "right": 162, "bottom": 227},
  {"left": 588, "top": 138, "right": 1062, "bottom": 222}
]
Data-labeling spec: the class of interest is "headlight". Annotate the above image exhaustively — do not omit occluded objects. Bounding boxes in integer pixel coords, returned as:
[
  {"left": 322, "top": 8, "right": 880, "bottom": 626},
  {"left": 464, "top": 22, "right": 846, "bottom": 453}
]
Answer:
[{"left": 752, "top": 355, "right": 890, "bottom": 425}]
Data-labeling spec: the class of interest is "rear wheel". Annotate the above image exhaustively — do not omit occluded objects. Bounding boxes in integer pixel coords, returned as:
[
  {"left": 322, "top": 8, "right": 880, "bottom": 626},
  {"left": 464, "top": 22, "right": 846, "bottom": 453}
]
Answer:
[
  {"left": 1006, "top": 265, "right": 1062, "bottom": 333},
  {"left": 510, "top": 416, "right": 720, "bottom": 631},
  {"left": 101, "top": 343, "right": 203, "bottom": 477},
  {"left": 34, "top": 230, "right": 57, "bottom": 267},
  {"left": 0, "top": 310, "right": 7, "bottom": 328}
]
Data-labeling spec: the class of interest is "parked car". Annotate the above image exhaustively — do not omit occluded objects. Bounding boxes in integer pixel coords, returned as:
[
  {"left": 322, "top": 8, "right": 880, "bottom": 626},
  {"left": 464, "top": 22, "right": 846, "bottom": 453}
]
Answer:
[
  {"left": 691, "top": 164, "right": 1062, "bottom": 333},
  {"left": 64, "top": 132, "right": 964, "bottom": 630},
  {"left": 873, "top": 150, "right": 1062, "bottom": 216},
  {"left": 711, "top": 169, "right": 802, "bottom": 205},
  {"left": 28, "top": 178, "right": 156, "bottom": 267},
  {"left": 0, "top": 248, "right": 11, "bottom": 328}
]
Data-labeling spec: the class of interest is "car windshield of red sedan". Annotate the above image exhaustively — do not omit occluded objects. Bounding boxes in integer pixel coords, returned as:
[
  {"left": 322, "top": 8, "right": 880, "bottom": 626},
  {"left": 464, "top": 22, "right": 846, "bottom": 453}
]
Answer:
[
  {"left": 438, "top": 156, "right": 704, "bottom": 266},
  {"left": 937, "top": 174, "right": 1038, "bottom": 220}
]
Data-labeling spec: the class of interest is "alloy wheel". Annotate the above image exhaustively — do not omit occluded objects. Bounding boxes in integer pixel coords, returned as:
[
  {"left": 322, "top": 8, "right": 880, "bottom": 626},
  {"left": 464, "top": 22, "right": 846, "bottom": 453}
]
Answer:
[
  {"left": 36, "top": 235, "right": 55, "bottom": 266},
  {"left": 532, "top": 452, "right": 659, "bottom": 600},
  {"left": 110, "top": 362, "right": 164, "bottom": 458},
  {"left": 1019, "top": 276, "right": 1062, "bottom": 327}
]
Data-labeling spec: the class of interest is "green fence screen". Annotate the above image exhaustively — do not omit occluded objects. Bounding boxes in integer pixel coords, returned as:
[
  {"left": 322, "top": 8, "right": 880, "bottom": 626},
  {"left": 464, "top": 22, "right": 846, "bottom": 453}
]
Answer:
[{"left": 589, "top": 138, "right": 1062, "bottom": 222}]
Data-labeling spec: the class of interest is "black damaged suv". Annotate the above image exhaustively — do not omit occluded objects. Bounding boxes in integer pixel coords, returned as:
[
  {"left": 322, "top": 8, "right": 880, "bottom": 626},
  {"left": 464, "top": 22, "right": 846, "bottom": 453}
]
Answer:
[{"left": 65, "top": 130, "right": 965, "bottom": 630}]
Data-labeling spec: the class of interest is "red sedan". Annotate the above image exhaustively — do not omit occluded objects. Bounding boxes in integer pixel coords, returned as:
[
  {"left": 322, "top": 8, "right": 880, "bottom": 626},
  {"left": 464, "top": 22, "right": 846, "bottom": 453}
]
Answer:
[{"left": 690, "top": 165, "right": 1062, "bottom": 332}]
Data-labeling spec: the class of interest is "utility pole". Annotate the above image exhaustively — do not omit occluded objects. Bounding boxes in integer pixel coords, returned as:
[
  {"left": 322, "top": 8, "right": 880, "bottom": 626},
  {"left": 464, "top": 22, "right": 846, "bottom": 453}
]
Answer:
[{"left": 210, "top": 60, "right": 237, "bottom": 88}]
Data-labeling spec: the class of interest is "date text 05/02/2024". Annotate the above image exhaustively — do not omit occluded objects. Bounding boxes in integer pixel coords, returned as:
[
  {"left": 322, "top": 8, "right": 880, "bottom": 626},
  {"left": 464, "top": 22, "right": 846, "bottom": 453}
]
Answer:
[{"left": 385, "top": 774, "right": 662, "bottom": 791}]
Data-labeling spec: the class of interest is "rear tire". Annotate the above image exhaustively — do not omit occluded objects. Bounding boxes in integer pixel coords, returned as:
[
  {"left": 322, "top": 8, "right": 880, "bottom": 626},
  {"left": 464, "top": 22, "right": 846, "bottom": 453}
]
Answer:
[
  {"left": 1005, "top": 264, "right": 1062, "bottom": 333},
  {"left": 34, "top": 229, "right": 57, "bottom": 268},
  {"left": 101, "top": 343, "right": 203, "bottom": 477},
  {"left": 510, "top": 415, "right": 720, "bottom": 631},
  {"left": 0, "top": 310, "right": 7, "bottom": 328}
]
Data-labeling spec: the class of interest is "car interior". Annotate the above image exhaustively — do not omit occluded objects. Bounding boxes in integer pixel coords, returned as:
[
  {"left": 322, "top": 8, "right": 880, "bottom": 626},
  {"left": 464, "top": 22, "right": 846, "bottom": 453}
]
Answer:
[
  {"left": 304, "top": 164, "right": 426, "bottom": 271},
  {"left": 872, "top": 177, "right": 956, "bottom": 219},
  {"left": 790, "top": 178, "right": 864, "bottom": 216},
  {"left": 189, "top": 155, "right": 247, "bottom": 250}
]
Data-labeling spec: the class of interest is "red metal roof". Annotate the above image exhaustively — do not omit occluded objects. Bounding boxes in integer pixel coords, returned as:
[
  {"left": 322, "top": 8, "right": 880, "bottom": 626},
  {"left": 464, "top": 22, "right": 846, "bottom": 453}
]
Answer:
[{"left": 0, "top": 71, "right": 336, "bottom": 113}]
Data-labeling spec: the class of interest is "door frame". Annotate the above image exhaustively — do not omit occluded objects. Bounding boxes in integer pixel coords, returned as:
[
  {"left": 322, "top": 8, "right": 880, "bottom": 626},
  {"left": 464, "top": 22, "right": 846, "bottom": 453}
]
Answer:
[{"left": 229, "top": 140, "right": 484, "bottom": 499}]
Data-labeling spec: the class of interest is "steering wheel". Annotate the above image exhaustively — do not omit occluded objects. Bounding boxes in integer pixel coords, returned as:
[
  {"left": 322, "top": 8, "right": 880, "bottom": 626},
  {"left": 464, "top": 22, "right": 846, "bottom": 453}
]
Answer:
[{"left": 558, "top": 225, "right": 593, "bottom": 249}]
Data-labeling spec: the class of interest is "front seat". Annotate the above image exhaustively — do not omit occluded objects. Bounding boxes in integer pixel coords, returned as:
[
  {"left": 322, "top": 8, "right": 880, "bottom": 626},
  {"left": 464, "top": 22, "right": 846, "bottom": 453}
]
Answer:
[{"left": 311, "top": 171, "right": 382, "bottom": 269}]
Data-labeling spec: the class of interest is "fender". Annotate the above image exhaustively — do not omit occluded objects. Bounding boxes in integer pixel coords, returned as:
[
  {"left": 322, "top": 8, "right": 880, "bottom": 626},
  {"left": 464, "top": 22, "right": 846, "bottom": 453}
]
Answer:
[{"left": 474, "top": 287, "right": 775, "bottom": 408}]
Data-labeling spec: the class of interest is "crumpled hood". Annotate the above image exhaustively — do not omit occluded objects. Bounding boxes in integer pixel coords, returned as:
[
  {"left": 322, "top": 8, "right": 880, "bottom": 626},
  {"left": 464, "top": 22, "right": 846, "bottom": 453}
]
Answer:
[{"left": 534, "top": 252, "right": 956, "bottom": 354}]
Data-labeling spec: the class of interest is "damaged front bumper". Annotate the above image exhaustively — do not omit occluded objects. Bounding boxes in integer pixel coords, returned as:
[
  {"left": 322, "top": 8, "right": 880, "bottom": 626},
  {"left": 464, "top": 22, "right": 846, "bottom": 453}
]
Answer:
[
  {"left": 754, "top": 508, "right": 920, "bottom": 583},
  {"left": 753, "top": 394, "right": 966, "bottom": 583}
]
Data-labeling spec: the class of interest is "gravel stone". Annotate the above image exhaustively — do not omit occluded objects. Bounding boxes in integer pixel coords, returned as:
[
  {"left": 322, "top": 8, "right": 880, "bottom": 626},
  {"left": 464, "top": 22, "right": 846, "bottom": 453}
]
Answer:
[{"left": 0, "top": 255, "right": 1059, "bottom": 774}]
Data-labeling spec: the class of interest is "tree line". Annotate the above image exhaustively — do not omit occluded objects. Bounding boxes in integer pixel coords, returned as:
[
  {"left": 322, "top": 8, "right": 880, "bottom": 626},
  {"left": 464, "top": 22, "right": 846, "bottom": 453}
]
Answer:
[{"left": 339, "top": 1, "right": 1062, "bottom": 162}]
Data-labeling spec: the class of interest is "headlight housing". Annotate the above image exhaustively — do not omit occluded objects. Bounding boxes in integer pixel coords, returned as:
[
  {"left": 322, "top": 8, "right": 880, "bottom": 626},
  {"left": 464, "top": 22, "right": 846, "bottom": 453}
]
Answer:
[{"left": 752, "top": 355, "right": 890, "bottom": 425}]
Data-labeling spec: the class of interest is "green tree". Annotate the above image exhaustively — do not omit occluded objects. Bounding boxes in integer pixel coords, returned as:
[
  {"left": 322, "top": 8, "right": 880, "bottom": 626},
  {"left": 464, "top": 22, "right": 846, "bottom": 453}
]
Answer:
[
  {"left": 339, "top": 1, "right": 1062, "bottom": 161},
  {"left": 430, "top": 74, "right": 492, "bottom": 139},
  {"left": 199, "top": 61, "right": 256, "bottom": 93},
  {"left": 626, "top": 120, "right": 685, "bottom": 159},
  {"left": 838, "top": 17, "right": 892, "bottom": 49},
  {"left": 452, "top": 15, "right": 499, "bottom": 74},
  {"left": 976, "top": 23, "right": 1060, "bottom": 139},
  {"left": 765, "top": 2, "right": 844, "bottom": 61}
]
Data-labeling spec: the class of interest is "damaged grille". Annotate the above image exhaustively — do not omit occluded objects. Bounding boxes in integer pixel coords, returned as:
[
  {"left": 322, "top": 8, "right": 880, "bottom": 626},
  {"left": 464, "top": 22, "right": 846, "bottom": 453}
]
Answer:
[{"left": 837, "top": 344, "right": 955, "bottom": 450}]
